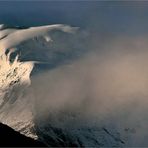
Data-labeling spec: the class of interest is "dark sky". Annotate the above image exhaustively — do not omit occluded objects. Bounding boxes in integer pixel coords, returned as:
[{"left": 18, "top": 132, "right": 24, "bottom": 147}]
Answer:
[{"left": 0, "top": 1, "right": 148, "bottom": 36}]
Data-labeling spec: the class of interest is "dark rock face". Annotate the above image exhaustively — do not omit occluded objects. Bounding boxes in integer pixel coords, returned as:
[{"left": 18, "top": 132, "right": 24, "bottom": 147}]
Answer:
[{"left": 0, "top": 123, "right": 46, "bottom": 147}]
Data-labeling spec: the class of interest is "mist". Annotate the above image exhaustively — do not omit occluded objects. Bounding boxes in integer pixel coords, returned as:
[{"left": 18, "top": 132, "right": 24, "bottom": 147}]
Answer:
[
  {"left": 28, "top": 34, "right": 148, "bottom": 146},
  {"left": 0, "top": 1, "right": 147, "bottom": 146}
]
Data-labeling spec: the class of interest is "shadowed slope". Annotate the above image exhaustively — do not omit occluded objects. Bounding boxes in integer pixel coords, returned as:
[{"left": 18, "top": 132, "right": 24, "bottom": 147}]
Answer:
[{"left": 0, "top": 122, "right": 46, "bottom": 147}]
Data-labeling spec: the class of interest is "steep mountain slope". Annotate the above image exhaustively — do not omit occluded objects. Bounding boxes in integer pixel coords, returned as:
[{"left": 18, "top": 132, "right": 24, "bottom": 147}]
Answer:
[{"left": 0, "top": 55, "right": 37, "bottom": 139}]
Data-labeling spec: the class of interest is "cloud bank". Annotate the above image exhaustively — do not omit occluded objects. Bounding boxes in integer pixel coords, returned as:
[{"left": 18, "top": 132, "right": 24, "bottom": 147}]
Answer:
[{"left": 31, "top": 35, "right": 148, "bottom": 146}]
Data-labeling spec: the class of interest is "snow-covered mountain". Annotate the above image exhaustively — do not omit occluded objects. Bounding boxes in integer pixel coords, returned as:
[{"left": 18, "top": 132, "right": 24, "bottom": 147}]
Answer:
[
  {"left": 0, "top": 24, "right": 126, "bottom": 147},
  {"left": 0, "top": 24, "right": 146, "bottom": 147},
  {"left": 0, "top": 24, "right": 79, "bottom": 141}
]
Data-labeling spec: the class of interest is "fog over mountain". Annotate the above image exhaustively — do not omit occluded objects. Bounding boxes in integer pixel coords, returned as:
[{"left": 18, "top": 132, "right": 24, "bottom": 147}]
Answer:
[{"left": 1, "top": 1, "right": 148, "bottom": 147}]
